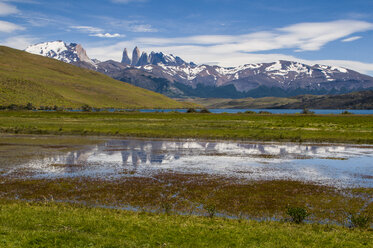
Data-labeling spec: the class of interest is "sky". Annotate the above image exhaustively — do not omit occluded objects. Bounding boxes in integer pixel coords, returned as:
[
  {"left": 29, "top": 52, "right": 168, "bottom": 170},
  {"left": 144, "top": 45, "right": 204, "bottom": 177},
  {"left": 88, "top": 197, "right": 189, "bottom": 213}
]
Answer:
[{"left": 1, "top": 0, "right": 373, "bottom": 74}]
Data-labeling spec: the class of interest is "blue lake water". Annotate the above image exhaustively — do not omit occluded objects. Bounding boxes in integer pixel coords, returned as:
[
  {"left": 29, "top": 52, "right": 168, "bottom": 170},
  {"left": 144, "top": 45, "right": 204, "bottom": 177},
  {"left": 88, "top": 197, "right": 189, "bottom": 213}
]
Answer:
[
  {"left": 137, "top": 109, "right": 373, "bottom": 114},
  {"left": 40, "top": 108, "right": 373, "bottom": 114}
]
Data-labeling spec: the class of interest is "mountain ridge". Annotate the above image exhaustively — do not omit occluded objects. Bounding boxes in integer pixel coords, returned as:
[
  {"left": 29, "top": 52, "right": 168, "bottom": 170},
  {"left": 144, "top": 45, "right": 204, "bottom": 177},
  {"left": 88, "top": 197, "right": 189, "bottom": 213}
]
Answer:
[{"left": 24, "top": 41, "right": 373, "bottom": 98}]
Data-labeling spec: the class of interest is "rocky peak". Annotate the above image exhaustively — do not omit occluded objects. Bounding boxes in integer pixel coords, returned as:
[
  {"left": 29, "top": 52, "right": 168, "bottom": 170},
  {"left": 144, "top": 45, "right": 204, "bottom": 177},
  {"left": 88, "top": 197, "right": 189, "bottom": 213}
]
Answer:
[
  {"left": 137, "top": 52, "right": 150, "bottom": 66},
  {"left": 121, "top": 46, "right": 194, "bottom": 67},
  {"left": 121, "top": 48, "right": 131, "bottom": 64},
  {"left": 131, "top": 46, "right": 141, "bottom": 66}
]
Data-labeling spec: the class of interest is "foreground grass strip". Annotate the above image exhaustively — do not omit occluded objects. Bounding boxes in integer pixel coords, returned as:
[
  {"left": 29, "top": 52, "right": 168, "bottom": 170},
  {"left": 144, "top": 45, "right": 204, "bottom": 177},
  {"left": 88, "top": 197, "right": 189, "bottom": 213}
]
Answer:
[
  {"left": 0, "top": 201, "right": 372, "bottom": 247},
  {"left": 0, "top": 111, "right": 372, "bottom": 143}
]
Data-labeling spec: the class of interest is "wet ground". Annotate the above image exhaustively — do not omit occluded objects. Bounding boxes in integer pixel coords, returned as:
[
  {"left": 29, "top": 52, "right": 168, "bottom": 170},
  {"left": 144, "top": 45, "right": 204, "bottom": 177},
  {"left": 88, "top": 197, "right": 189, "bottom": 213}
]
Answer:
[
  {"left": 2, "top": 137, "right": 372, "bottom": 188},
  {"left": 0, "top": 134, "right": 372, "bottom": 224}
]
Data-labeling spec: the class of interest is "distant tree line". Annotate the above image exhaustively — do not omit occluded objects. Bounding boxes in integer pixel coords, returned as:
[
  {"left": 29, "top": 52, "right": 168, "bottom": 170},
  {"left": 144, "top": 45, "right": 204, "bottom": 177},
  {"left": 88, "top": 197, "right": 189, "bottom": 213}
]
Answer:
[{"left": 0, "top": 103, "right": 130, "bottom": 112}]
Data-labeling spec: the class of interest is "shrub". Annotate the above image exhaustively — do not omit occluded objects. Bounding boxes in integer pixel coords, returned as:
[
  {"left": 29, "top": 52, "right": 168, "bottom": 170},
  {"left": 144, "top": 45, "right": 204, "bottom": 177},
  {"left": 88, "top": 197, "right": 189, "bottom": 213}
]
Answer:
[
  {"left": 160, "top": 201, "right": 172, "bottom": 215},
  {"left": 286, "top": 206, "right": 309, "bottom": 224},
  {"left": 244, "top": 110, "right": 256, "bottom": 114},
  {"left": 258, "top": 111, "right": 272, "bottom": 114},
  {"left": 186, "top": 108, "right": 197, "bottom": 113},
  {"left": 26, "top": 102, "right": 35, "bottom": 110},
  {"left": 199, "top": 108, "right": 211, "bottom": 113},
  {"left": 341, "top": 110, "right": 353, "bottom": 115},
  {"left": 81, "top": 104, "right": 93, "bottom": 112},
  {"left": 204, "top": 204, "right": 216, "bottom": 218},
  {"left": 301, "top": 108, "right": 315, "bottom": 115},
  {"left": 349, "top": 213, "right": 371, "bottom": 229}
]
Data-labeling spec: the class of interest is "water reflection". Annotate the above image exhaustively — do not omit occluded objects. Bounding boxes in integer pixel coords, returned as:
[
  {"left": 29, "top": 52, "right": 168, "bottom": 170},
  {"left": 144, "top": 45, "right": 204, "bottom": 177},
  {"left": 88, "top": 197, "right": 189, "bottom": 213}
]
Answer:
[{"left": 5, "top": 139, "right": 373, "bottom": 188}]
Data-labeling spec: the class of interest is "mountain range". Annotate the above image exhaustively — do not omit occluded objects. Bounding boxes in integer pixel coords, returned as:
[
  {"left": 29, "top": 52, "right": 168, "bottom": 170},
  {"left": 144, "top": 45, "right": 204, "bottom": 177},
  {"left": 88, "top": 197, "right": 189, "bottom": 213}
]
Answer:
[{"left": 25, "top": 41, "right": 373, "bottom": 98}]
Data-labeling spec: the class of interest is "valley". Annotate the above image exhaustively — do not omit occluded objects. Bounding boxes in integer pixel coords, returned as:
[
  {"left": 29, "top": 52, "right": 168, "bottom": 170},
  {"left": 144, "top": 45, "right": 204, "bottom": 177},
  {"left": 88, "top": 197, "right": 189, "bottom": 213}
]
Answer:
[{"left": 1, "top": 32, "right": 373, "bottom": 248}]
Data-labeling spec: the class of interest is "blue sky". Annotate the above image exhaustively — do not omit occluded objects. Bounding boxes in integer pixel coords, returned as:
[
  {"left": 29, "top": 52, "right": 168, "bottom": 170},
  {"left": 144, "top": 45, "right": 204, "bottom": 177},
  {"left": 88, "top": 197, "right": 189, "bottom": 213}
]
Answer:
[{"left": 1, "top": 0, "right": 373, "bottom": 74}]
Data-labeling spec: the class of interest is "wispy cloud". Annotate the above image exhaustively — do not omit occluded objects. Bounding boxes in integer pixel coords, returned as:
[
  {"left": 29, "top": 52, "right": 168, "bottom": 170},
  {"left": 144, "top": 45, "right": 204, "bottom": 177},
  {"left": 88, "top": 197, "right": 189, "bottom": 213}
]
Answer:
[
  {"left": 70, "top": 25, "right": 124, "bottom": 38},
  {"left": 130, "top": 24, "right": 157, "bottom": 33},
  {"left": 111, "top": 0, "right": 147, "bottom": 4},
  {"left": 136, "top": 20, "right": 373, "bottom": 52},
  {"left": 342, "top": 36, "right": 362, "bottom": 42},
  {"left": 104, "top": 18, "right": 158, "bottom": 33},
  {"left": 90, "top": 33, "right": 123, "bottom": 38},
  {"left": 85, "top": 20, "right": 373, "bottom": 74},
  {"left": 0, "top": 20, "right": 24, "bottom": 32},
  {"left": 71, "top": 25, "right": 104, "bottom": 33},
  {"left": 0, "top": 1, "right": 19, "bottom": 16},
  {"left": 0, "top": 35, "right": 37, "bottom": 49}
]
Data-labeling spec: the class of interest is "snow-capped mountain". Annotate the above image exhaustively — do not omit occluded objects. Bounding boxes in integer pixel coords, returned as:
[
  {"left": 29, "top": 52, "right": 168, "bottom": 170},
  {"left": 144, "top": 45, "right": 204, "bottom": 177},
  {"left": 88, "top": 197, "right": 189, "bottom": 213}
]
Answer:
[
  {"left": 25, "top": 41, "right": 95, "bottom": 66},
  {"left": 121, "top": 47, "right": 195, "bottom": 67},
  {"left": 24, "top": 41, "right": 373, "bottom": 98},
  {"left": 139, "top": 60, "right": 369, "bottom": 92}
]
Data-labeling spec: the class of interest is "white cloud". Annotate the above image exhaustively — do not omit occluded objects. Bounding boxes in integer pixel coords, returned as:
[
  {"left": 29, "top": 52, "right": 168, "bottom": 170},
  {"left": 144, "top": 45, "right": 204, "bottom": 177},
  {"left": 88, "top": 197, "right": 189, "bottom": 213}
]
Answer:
[
  {"left": 0, "top": 2, "right": 19, "bottom": 16},
  {"left": 0, "top": 20, "right": 24, "bottom": 32},
  {"left": 104, "top": 18, "right": 158, "bottom": 33},
  {"left": 86, "top": 40, "right": 373, "bottom": 75},
  {"left": 85, "top": 20, "right": 373, "bottom": 75},
  {"left": 90, "top": 33, "right": 123, "bottom": 38},
  {"left": 70, "top": 25, "right": 124, "bottom": 38},
  {"left": 70, "top": 25, "right": 104, "bottom": 33},
  {"left": 0, "top": 35, "right": 37, "bottom": 49},
  {"left": 342, "top": 36, "right": 362, "bottom": 42},
  {"left": 135, "top": 20, "right": 373, "bottom": 53},
  {"left": 130, "top": 24, "right": 157, "bottom": 33}
]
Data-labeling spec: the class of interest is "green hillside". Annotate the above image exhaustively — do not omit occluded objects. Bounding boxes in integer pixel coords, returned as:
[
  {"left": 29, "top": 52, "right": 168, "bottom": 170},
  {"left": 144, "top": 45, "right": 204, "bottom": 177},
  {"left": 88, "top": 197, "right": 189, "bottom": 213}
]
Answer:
[
  {"left": 0, "top": 46, "right": 196, "bottom": 109},
  {"left": 180, "top": 90, "right": 373, "bottom": 109}
]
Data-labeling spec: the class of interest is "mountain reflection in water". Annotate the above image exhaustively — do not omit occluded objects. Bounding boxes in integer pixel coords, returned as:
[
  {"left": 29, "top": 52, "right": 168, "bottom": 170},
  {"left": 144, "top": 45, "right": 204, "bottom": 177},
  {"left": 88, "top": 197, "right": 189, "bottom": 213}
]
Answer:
[{"left": 6, "top": 139, "right": 373, "bottom": 188}]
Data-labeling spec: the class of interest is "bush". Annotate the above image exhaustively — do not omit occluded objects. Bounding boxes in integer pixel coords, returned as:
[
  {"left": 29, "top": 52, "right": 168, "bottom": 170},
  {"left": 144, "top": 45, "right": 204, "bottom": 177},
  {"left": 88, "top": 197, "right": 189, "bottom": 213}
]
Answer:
[
  {"left": 26, "top": 103, "right": 35, "bottom": 110},
  {"left": 160, "top": 201, "right": 172, "bottom": 215},
  {"left": 258, "top": 111, "right": 271, "bottom": 114},
  {"left": 81, "top": 104, "right": 93, "bottom": 112},
  {"left": 286, "top": 206, "right": 309, "bottom": 224},
  {"left": 204, "top": 204, "right": 216, "bottom": 218},
  {"left": 244, "top": 110, "right": 256, "bottom": 114},
  {"left": 349, "top": 213, "right": 371, "bottom": 229},
  {"left": 186, "top": 108, "right": 197, "bottom": 113},
  {"left": 199, "top": 108, "right": 211, "bottom": 113},
  {"left": 301, "top": 108, "right": 315, "bottom": 114},
  {"left": 341, "top": 110, "right": 353, "bottom": 115}
]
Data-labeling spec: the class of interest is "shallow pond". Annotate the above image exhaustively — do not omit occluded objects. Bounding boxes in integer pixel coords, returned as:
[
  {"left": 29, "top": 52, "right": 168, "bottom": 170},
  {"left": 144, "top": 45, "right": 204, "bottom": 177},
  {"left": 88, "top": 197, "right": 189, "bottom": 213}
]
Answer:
[{"left": 2, "top": 138, "right": 372, "bottom": 188}]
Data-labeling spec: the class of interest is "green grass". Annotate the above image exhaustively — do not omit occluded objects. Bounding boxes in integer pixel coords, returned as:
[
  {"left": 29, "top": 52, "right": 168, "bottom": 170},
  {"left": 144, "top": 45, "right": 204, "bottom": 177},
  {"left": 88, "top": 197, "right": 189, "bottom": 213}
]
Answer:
[
  {"left": 0, "top": 200, "right": 371, "bottom": 247},
  {"left": 0, "top": 111, "right": 372, "bottom": 143},
  {"left": 0, "top": 46, "right": 196, "bottom": 109}
]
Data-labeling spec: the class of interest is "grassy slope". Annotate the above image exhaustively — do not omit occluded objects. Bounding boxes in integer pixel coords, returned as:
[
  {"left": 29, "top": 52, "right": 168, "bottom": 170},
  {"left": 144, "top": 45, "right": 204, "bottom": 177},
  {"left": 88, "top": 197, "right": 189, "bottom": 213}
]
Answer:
[
  {"left": 0, "top": 200, "right": 371, "bottom": 248},
  {"left": 181, "top": 90, "right": 373, "bottom": 109},
  {"left": 0, "top": 111, "right": 372, "bottom": 144},
  {"left": 0, "top": 46, "right": 196, "bottom": 109}
]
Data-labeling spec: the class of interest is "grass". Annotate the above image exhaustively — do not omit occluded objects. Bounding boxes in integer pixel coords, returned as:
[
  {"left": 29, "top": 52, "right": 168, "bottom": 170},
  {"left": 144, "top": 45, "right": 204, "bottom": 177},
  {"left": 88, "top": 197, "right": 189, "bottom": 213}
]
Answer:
[
  {"left": 0, "top": 200, "right": 372, "bottom": 247},
  {"left": 0, "top": 111, "right": 372, "bottom": 143},
  {"left": 0, "top": 46, "right": 196, "bottom": 109},
  {"left": 2, "top": 175, "right": 371, "bottom": 225}
]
